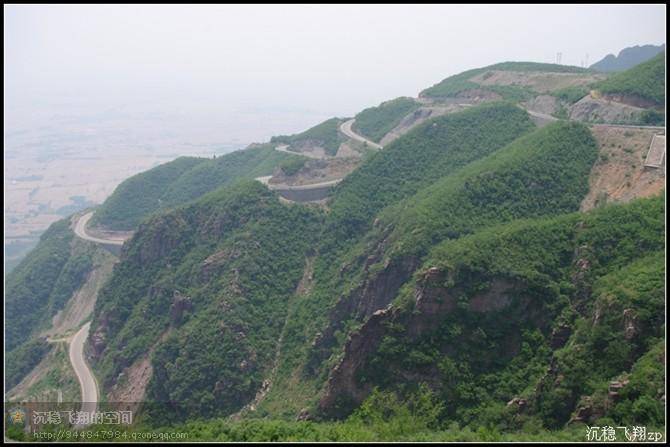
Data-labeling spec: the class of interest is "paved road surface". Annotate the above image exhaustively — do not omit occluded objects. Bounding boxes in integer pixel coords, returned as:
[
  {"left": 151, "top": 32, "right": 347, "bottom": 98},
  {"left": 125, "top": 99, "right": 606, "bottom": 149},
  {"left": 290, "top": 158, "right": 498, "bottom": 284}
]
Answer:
[
  {"left": 74, "top": 212, "right": 125, "bottom": 246},
  {"left": 69, "top": 322, "right": 98, "bottom": 427},
  {"left": 267, "top": 178, "right": 342, "bottom": 191},
  {"left": 339, "top": 119, "right": 383, "bottom": 149}
]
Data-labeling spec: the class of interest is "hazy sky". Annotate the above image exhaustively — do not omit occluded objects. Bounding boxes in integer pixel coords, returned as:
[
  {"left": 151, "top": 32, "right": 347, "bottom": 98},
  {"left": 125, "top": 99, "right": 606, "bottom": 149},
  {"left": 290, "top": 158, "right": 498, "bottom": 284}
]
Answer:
[{"left": 4, "top": 4, "right": 666, "bottom": 143}]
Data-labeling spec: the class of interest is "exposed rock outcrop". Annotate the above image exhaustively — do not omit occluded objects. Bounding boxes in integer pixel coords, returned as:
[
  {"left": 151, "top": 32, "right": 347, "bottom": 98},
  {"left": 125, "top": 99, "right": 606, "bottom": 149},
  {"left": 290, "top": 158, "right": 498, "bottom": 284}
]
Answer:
[
  {"left": 89, "top": 313, "right": 111, "bottom": 360},
  {"left": 318, "top": 266, "right": 523, "bottom": 418},
  {"left": 507, "top": 397, "right": 528, "bottom": 413},
  {"left": 128, "top": 214, "right": 190, "bottom": 266},
  {"left": 306, "top": 254, "right": 420, "bottom": 375},
  {"left": 569, "top": 95, "right": 645, "bottom": 124},
  {"left": 622, "top": 309, "right": 638, "bottom": 340},
  {"left": 568, "top": 396, "right": 606, "bottom": 424},
  {"left": 169, "top": 291, "right": 192, "bottom": 325},
  {"left": 200, "top": 247, "right": 241, "bottom": 282}
]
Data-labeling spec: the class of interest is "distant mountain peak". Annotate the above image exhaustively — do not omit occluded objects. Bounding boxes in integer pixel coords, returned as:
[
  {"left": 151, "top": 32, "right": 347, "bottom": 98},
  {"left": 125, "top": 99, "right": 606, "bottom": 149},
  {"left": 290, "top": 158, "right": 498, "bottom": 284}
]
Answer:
[{"left": 590, "top": 43, "right": 665, "bottom": 72}]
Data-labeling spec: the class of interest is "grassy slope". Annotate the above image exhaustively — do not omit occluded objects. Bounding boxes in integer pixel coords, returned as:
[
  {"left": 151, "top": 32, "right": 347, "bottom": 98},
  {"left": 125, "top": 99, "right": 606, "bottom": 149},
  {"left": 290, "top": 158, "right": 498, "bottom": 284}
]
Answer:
[
  {"left": 595, "top": 52, "right": 665, "bottom": 105},
  {"left": 91, "top": 145, "right": 305, "bottom": 231},
  {"left": 352, "top": 97, "right": 419, "bottom": 143}
]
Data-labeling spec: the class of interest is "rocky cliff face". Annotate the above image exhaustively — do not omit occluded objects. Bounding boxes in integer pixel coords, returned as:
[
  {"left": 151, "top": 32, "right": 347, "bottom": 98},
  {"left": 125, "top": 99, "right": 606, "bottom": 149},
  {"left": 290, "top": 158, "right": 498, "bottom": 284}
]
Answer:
[
  {"left": 306, "top": 253, "right": 420, "bottom": 375},
  {"left": 317, "top": 265, "right": 526, "bottom": 418}
]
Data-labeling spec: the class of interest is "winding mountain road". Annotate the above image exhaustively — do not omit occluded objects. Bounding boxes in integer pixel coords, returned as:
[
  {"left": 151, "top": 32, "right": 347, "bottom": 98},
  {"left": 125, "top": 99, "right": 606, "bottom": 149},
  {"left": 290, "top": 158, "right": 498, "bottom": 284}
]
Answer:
[
  {"left": 65, "top": 211, "right": 130, "bottom": 427},
  {"left": 339, "top": 119, "right": 383, "bottom": 149},
  {"left": 74, "top": 211, "right": 125, "bottom": 246},
  {"left": 69, "top": 322, "right": 98, "bottom": 427}
]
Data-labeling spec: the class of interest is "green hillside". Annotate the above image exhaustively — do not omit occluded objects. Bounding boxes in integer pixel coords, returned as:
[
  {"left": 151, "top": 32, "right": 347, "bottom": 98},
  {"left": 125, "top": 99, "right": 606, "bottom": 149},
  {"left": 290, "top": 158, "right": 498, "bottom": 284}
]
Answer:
[
  {"left": 271, "top": 121, "right": 598, "bottom": 416},
  {"left": 5, "top": 219, "right": 96, "bottom": 352},
  {"left": 91, "top": 145, "right": 305, "bottom": 231},
  {"left": 335, "top": 195, "right": 664, "bottom": 428},
  {"left": 326, "top": 102, "right": 534, "bottom": 250},
  {"left": 90, "top": 181, "right": 321, "bottom": 423},
  {"left": 595, "top": 52, "right": 665, "bottom": 105},
  {"left": 352, "top": 97, "right": 420, "bottom": 143},
  {"left": 380, "top": 120, "right": 598, "bottom": 257},
  {"left": 5, "top": 217, "right": 117, "bottom": 392},
  {"left": 5, "top": 56, "right": 666, "bottom": 443}
]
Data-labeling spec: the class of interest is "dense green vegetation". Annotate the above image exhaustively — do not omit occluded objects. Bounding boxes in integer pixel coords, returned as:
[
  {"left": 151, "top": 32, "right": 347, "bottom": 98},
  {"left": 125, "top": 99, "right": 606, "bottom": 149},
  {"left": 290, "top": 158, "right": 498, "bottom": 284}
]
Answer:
[
  {"left": 5, "top": 219, "right": 95, "bottom": 352},
  {"left": 326, "top": 102, "right": 534, "bottom": 250},
  {"left": 349, "top": 195, "right": 664, "bottom": 430},
  {"left": 639, "top": 109, "right": 666, "bottom": 126},
  {"left": 7, "top": 57, "right": 665, "bottom": 442},
  {"left": 260, "top": 117, "right": 598, "bottom": 421},
  {"left": 90, "top": 181, "right": 322, "bottom": 423},
  {"left": 4, "top": 216, "right": 111, "bottom": 397},
  {"left": 5, "top": 339, "right": 51, "bottom": 390},
  {"left": 379, "top": 120, "right": 598, "bottom": 257},
  {"left": 266, "top": 104, "right": 536, "bottom": 389},
  {"left": 421, "top": 61, "right": 588, "bottom": 98},
  {"left": 352, "top": 97, "right": 419, "bottom": 143},
  {"left": 91, "top": 145, "right": 305, "bottom": 231},
  {"left": 271, "top": 118, "right": 347, "bottom": 156},
  {"left": 90, "top": 157, "right": 205, "bottom": 230},
  {"left": 595, "top": 52, "right": 665, "bottom": 105}
]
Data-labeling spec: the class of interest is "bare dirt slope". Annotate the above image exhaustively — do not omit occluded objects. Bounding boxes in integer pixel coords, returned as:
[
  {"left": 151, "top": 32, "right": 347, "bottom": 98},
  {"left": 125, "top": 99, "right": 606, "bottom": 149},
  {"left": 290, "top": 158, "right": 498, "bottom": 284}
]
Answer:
[
  {"left": 107, "top": 329, "right": 171, "bottom": 403},
  {"left": 380, "top": 104, "right": 471, "bottom": 146},
  {"left": 470, "top": 70, "right": 605, "bottom": 93},
  {"left": 522, "top": 95, "right": 559, "bottom": 116},
  {"left": 45, "top": 252, "right": 116, "bottom": 338},
  {"left": 581, "top": 127, "right": 665, "bottom": 211},
  {"left": 269, "top": 158, "right": 361, "bottom": 187},
  {"left": 569, "top": 94, "right": 646, "bottom": 124}
]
